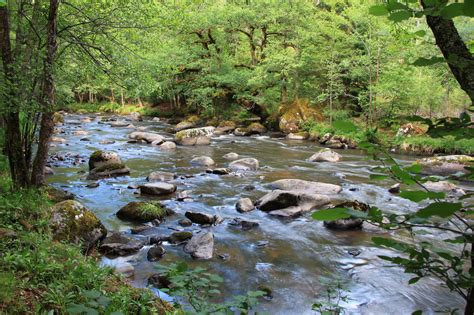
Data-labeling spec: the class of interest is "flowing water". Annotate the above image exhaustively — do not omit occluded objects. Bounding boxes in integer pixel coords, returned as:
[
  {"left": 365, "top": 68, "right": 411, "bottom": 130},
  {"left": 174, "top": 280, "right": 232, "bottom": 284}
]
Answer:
[{"left": 47, "top": 113, "right": 471, "bottom": 315}]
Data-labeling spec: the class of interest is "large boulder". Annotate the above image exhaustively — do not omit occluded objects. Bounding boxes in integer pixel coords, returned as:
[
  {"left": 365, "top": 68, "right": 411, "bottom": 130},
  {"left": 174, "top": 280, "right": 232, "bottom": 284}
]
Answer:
[
  {"left": 175, "top": 115, "right": 200, "bottom": 132},
  {"left": 323, "top": 201, "right": 369, "bottom": 230},
  {"left": 88, "top": 150, "right": 123, "bottom": 171},
  {"left": 175, "top": 127, "right": 215, "bottom": 146},
  {"left": 51, "top": 200, "right": 106, "bottom": 252},
  {"left": 424, "top": 181, "right": 465, "bottom": 195},
  {"left": 268, "top": 179, "right": 342, "bottom": 195},
  {"left": 99, "top": 232, "right": 146, "bottom": 257},
  {"left": 308, "top": 148, "right": 341, "bottom": 162},
  {"left": 129, "top": 131, "right": 164, "bottom": 144},
  {"left": 190, "top": 156, "right": 215, "bottom": 167},
  {"left": 184, "top": 232, "right": 214, "bottom": 259},
  {"left": 279, "top": 99, "right": 323, "bottom": 134},
  {"left": 87, "top": 150, "right": 130, "bottom": 180},
  {"left": 116, "top": 201, "right": 173, "bottom": 222},
  {"left": 229, "top": 158, "right": 259, "bottom": 171},
  {"left": 256, "top": 190, "right": 330, "bottom": 217},
  {"left": 147, "top": 171, "right": 175, "bottom": 182},
  {"left": 418, "top": 155, "right": 474, "bottom": 176},
  {"left": 248, "top": 122, "right": 267, "bottom": 135},
  {"left": 139, "top": 182, "right": 177, "bottom": 196}
]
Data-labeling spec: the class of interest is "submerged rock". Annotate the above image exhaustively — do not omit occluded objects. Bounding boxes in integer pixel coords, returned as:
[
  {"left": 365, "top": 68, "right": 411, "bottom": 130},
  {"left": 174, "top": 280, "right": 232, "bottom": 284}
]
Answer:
[
  {"left": 223, "top": 152, "right": 239, "bottom": 160},
  {"left": 175, "top": 127, "right": 215, "bottom": 146},
  {"left": 178, "top": 218, "right": 193, "bottom": 227},
  {"left": 268, "top": 179, "right": 342, "bottom": 195},
  {"left": 236, "top": 198, "right": 255, "bottom": 213},
  {"left": 116, "top": 201, "right": 173, "bottom": 222},
  {"left": 308, "top": 148, "right": 341, "bottom": 162},
  {"left": 191, "top": 156, "right": 215, "bottom": 167},
  {"left": 184, "top": 232, "right": 214, "bottom": 259},
  {"left": 99, "top": 232, "right": 146, "bottom": 257},
  {"left": 229, "top": 158, "right": 259, "bottom": 171},
  {"left": 51, "top": 200, "right": 107, "bottom": 252},
  {"left": 418, "top": 155, "right": 473, "bottom": 176},
  {"left": 139, "top": 182, "right": 177, "bottom": 196}
]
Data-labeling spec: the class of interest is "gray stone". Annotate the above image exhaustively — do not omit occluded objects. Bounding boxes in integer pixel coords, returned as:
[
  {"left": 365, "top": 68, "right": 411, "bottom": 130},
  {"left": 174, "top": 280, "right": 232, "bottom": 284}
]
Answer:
[
  {"left": 129, "top": 131, "right": 164, "bottom": 144},
  {"left": 223, "top": 152, "right": 239, "bottom": 160},
  {"left": 268, "top": 179, "right": 342, "bottom": 195},
  {"left": 184, "top": 232, "right": 214, "bottom": 259},
  {"left": 308, "top": 148, "right": 342, "bottom": 162},
  {"left": 185, "top": 211, "right": 215, "bottom": 225},
  {"left": 147, "top": 171, "right": 175, "bottom": 182},
  {"left": 190, "top": 156, "right": 215, "bottom": 167},
  {"left": 139, "top": 182, "right": 177, "bottom": 195},
  {"left": 236, "top": 198, "right": 255, "bottom": 213},
  {"left": 229, "top": 158, "right": 259, "bottom": 171},
  {"left": 99, "top": 232, "right": 145, "bottom": 257},
  {"left": 147, "top": 245, "right": 166, "bottom": 261}
]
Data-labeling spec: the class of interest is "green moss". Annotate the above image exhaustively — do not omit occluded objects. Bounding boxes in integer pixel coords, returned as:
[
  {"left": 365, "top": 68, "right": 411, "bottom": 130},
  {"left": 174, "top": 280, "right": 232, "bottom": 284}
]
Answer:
[
  {"left": 117, "top": 201, "right": 172, "bottom": 222},
  {"left": 218, "top": 120, "right": 236, "bottom": 128},
  {"left": 90, "top": 150, "right": 104, "bottom": 161},
  {"left": 138, "top": 202, "right": 171, "bottom": 221}
]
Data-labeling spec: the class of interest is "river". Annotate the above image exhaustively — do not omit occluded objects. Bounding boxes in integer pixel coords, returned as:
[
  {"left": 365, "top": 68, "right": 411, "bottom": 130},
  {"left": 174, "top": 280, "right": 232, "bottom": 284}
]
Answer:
[{"left": 47, "top": 113, "right": 470, "bottom": 315}]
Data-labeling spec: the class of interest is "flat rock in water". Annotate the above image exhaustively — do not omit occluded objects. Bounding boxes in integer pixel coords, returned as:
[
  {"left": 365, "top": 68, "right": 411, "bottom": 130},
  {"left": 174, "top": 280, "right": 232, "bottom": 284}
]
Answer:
[
  {"left": 308, "top": 148, "right": 341, "bottom": 162},
  {"left": 228, "top": 158, "right": 259, "bottom": 171},
  {"left": 268, "top": 179, "right": 341, "bottom": 195},
  {"left": 110, "top": 121, "right": 129, "bottom": 127},
  {"left": 129, "top": 131, "right": 164, "bottom": 144},
  {"left": 256, "top": 190, "right": 330, "bottom": 214},
  {"left": 139, "top": 182, "right": 177, "bottom": 195},
  {"left": 184, "top": 232, "right": 214, "bottom": 259},
  {"left": 228, "top": 218, "right": 259, "bottom": 230}
]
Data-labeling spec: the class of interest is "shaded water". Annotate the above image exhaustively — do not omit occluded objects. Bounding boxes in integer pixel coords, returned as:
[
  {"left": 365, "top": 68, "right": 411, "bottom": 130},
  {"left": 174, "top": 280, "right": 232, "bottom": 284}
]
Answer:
[{"left": 48, "top": 114, "right": 469, "bottom": 315}]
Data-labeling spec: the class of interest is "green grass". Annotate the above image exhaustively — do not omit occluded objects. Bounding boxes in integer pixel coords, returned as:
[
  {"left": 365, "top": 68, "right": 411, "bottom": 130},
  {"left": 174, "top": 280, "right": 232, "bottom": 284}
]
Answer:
[
  {"left": 396, "top": 136, "right": 474, "bottom": 155},
  {"left": 0, "top": 155, "right": 173, "bottom": 314}
]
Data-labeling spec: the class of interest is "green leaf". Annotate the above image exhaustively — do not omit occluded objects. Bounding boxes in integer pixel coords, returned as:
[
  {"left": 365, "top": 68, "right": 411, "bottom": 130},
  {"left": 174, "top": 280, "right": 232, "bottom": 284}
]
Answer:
[
  {"left": 404, "top": 163, "right": 422, "bottom": 174},
  {"left": 416, "top": 202, "right": 462, "bottom": 218},
  {"left": 312, "top": 208, "right": 351, "bottom": 221},
  {"left": 369, "top": 5, "right": 389, "bottom": 16},
  {"left": 391, "top": 165, "right": 415, "bottom": 184},
  {"left": 441, "top": 3, "right": 465, "bottom": 19},
  {"left": 83, "top": 290, "right": 101, "bottom": 299},
  {"left": 413, "top": 30, "right": 426, "bottom": 37},
  {"left": 0, "top": 0, "right": 6, "bottom": 7},
  {"left": 369, "top": 174, "right": 389, "bottom": 180},
  {"left": 388, "top": 10, "right": 412, "bottom": 22},
  {"left": 412, "top": 57, "right": 445, "bottom": 67},
  {"left": 399, "top": 190, "right": 444, "bottom": 202},
  {"left": 408, "top": 277, "right": 421, "bottom": 284}
]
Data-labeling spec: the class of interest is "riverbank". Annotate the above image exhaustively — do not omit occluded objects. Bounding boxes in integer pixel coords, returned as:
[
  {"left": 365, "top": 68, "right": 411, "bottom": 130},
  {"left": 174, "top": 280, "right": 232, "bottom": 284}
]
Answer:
[
  {"left": 62, "top": 102, "right": 474, "bottom": 156},
  {"left": 0, "top": 156, "right": 172, "bottom": 314}
]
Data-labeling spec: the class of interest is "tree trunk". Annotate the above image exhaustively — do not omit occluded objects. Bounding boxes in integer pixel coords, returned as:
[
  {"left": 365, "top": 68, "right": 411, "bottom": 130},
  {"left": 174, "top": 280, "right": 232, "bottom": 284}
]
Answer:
[
  {"left": 422, "top": 1, "right": 474, "bottom": 104},
  {"left": 0, "top": 6, "right": 31, "bottom": 188},
  {"left": 31, "top": 0, "right": 59, "bottom": 186}
]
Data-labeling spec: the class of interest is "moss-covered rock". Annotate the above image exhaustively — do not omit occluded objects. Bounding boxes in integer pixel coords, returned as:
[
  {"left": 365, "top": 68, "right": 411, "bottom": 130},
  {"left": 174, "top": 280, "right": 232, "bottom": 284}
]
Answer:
[
  {"left": 175, "top": 127, "right": 214, "bottom": 146},
  {"left": 45, "top": 186, "right": 75, "bottom": 203},
  {"left": 116, "top": 201, "right": 174, "bottom": 222},
  {"left": 279, "top": 98, "right": 323, "bottom": 134},
  {"left": 89, "top": 150, "right": 123, "bottom": 171},
  {"left": 51, "top": 200, "right": 107, "bottom": 252},
  {"left": 248, "top": 122, "right": 267, "bottom": 134}
]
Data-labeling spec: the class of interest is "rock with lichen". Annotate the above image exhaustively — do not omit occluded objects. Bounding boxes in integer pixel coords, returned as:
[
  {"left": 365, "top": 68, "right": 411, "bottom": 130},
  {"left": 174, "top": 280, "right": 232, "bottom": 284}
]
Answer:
[
  {"left": 51, "top": 200, "right": 107, "bottom": 252},
  {"left": 87, "top": 151, "right": 130, "bottom": 180}
]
